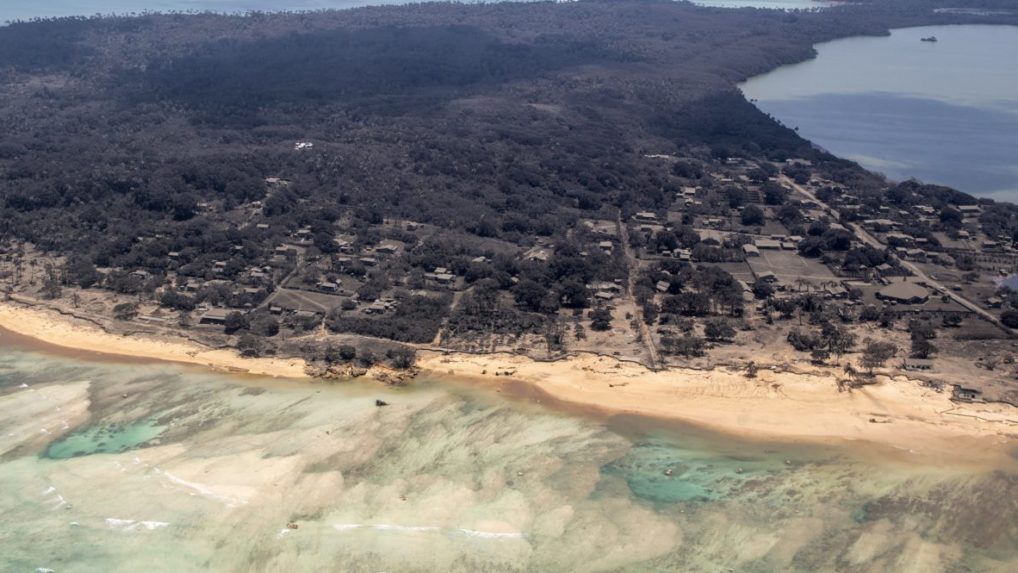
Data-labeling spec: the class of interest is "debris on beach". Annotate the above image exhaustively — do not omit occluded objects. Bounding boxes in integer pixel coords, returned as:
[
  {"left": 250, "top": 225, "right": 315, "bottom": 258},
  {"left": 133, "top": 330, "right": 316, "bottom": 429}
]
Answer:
[{"left": 375, "top": 399, "right": 389, "bottom": 407}]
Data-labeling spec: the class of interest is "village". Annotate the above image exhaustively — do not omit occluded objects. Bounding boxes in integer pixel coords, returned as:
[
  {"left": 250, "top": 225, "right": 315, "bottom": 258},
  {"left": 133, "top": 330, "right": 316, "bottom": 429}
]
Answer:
[{"left": 2, "top": 153, "right": 1017, "bottom": 405}]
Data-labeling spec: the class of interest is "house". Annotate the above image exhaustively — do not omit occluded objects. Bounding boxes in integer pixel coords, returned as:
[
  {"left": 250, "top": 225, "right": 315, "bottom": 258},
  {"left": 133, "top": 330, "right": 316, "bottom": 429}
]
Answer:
[
  {"left": 317, "top": 281, "right": 340, "bottom": 293},
  {"left": 365, "top": 301, "right": 389, "bottom": 315},
  {"left": 742, "top": 244, "right": 760, "bottom": 257},
  {"left": 902, "top": 358, "right": 934, "bottom": 371},
  {"left": 598, "top": 241, "right": 614, "bottom": 254},
  {"left": 524, "top": 249, "right": 550, "bottom": 263},
  {"left": 951, "top": 385, "right": 983, "bottom": 402},
  {"left": 375, "top": 241, "right": 401, "bottom": 255},
  {"left": 633, "top": 211, "right": 658, "bottom": 223},
  {"left": 589, "top": 281, "right": 621, "bottom": 294},
  {"left": 655, "top": 280, "right": 671, "bottom": 293},
  {"left": 274, "top": 246, "right": 298, "bottom": 260},
  {"left": 823, "top": 284, "right": 848, "bottom": 299},
  {"left": 877, "top": 281, "right": 930, "bottom": 305},
  {"left": 359, "top": 257, "right": 378, "bottom": 267},
  {"left": 958, "top": 205, "right": 981, "bottom": 215},
  {"left": 755, "top": 239, "right": 782, "bottom": 250},
  {"left": 199, "top": 308, "right": 231, "bottom": 326},
  {"left": 863, "top": 219, "right": 897, "bottom": 232},
  {"left": 903, "top": 248, "right": 927, "bottom": 261}
]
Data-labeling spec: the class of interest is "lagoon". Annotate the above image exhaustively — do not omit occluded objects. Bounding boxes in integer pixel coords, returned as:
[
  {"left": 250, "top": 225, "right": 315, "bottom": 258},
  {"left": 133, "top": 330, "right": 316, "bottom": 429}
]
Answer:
[{"left": 741, "top": 25, "right": 1018, "bottom": 202}]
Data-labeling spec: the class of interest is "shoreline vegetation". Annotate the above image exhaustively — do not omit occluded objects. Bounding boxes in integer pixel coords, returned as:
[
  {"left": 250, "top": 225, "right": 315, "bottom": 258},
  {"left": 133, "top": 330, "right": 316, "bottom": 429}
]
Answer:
[{"left": 3, "top": 300, "right": 1015, "bottom": 463}]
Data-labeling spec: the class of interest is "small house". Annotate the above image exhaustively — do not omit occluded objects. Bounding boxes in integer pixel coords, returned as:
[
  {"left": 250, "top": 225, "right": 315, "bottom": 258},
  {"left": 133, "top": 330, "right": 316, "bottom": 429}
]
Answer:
[
  {"left": 199, "top": 308, "right": 231, "bottom": 326},
  {"left": 951, "top": 385, "right": 982, "bottom": 402}
]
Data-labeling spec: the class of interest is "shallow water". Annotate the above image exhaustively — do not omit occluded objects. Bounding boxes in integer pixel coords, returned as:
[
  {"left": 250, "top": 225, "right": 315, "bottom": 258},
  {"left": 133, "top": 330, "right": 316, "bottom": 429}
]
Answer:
[
  {"left": 0, "top": 341, "right": 1016, "bottom": 572},
  {"left": 741, "top": 25, "right": 1018, "bottom": 202}
]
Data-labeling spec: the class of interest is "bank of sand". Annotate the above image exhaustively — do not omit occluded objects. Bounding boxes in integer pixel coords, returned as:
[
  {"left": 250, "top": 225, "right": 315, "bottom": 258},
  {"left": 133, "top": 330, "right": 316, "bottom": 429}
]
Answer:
[
  {"left": 417, "top": 351, "right": 1018, "bottom": 463},
  {"left": 2, "top": 302, "right": 1016, "bottom": 459},
  {"left": 0, "top": 303, "right": 307, "bottom": 378}
]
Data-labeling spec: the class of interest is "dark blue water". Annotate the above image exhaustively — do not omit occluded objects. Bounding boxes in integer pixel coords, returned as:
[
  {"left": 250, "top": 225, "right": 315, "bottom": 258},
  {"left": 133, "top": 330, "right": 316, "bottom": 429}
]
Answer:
[
  {"left": 762, "top": 93, "right": 1018, "bottom": 199},
  {"left": 742, "top": 25, "right": 1018, "bottom": 202}
]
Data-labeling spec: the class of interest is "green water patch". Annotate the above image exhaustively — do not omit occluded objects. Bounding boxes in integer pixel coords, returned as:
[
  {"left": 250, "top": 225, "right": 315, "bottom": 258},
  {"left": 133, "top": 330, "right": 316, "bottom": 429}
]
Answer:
[
  {"left": 42, "top": 417, "right": 166, "bottom": 459},
  {"left": 600, "top": 438, "right": 785, "bottom": 504}
]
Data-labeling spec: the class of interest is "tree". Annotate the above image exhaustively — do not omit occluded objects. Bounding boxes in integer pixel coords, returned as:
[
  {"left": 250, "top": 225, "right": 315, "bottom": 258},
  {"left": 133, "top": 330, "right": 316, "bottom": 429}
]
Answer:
[
  {"left": 224, "top": 311, "right": 249, "bottom": 334},
  {"left": 41, "top": 264, "right": 62, "bottom": 300},
  {"left": 339, "top": 345, "right": 358, "bottom": 361},
  {"left": 250, "top": 315, "right": 280, "bottom": 337},
  {"left": 942, "top": 314, "right": 963, "bottom": 328},
  {"left": 752, "top": 278, "right": 775, "bottom": 300},
  {"left": 589, "top": 307, "right": 613, "bottom": 331},
  {"left": 859, "top": 305, "right": 881, "bottom": 322},
  {"left": 704, "top": 318, "right": 735, "bottom": 342},
  {"left": 1001, "top": 310, "right": 1018, "bottom": 329},
  {"left": 237, "top": 334, "right": 263, "bottom": 357},
  {"left": 642, "top": 301, "right": 659, "bottom": 325},
  {"left": 910, "top": 336, "right": 937, "bottom": 359},
  {"left": 113, "top": 302, "right": 139, "bottom": 321},
  {"left": 821, "top": 322, "right": 856, "bottom": 363},
  {"left": 387, "top": 348, "right": 417, "bottom": 369},
  {"left": 663, "top": 334, "right": 706, "bottom": 357},
  {"left": 810, "top": 347, "right": 830, "bottom": 364},
  {"left": 741, "top": 205, "right": 765, "bottom": 226},
  {"left": 861, "top": 342, "right": 897, "bottom": 374}
]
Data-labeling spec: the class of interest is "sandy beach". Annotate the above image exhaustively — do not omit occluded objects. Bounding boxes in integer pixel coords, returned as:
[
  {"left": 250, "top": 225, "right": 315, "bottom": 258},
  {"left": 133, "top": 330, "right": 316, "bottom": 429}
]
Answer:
[
  {"left": 2, "top": 301, "right": 1016, "bottom": 461},
  {"left": 417, "top": 351, "right": 1018, "bottom": 464},
  {"left": 0, "top": 302, "right": 307, "bottom": 379}
]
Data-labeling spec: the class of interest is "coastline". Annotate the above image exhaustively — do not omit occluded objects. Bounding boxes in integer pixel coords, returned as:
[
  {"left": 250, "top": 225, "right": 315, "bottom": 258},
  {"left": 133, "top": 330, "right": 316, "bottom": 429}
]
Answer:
[
  {"left": 2, "top": 301, "right": 1016, "bottom": 461},
  {"left": 415, "top": 351, "right": 1018, "bottom": 464},
  {"left": 0, "top": 301, "right": 308, "bottom": 379}
]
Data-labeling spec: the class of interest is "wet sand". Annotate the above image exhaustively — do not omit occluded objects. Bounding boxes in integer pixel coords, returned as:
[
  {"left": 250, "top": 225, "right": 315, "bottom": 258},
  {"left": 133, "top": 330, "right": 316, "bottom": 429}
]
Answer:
[{"left": 2, "top": 302, "right": 1016, "bottom": 464}]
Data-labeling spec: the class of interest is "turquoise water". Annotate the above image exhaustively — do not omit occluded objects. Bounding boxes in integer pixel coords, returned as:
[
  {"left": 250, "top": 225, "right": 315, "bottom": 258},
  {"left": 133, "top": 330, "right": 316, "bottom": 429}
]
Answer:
[
  {"left": 44, "top": 417, "right": 166, "bottom": 459},
  {"left": 1, "top": 337, "right": 1016, "bottom": 571},
  {"left": 741, "top": 25, "right": 1018, "bottom": 202}
]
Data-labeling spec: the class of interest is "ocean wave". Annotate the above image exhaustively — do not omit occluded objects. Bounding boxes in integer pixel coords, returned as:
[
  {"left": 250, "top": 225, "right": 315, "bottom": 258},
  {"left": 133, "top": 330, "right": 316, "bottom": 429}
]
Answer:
[
  {"left": 153, "top": 468, "right": 247, "bottom": 506},
  {"left": 332, "top": 523, "right": 522, "bottom": 540},
  {"left": 105, "top": 518, "right": 170, "bottom": 531}
]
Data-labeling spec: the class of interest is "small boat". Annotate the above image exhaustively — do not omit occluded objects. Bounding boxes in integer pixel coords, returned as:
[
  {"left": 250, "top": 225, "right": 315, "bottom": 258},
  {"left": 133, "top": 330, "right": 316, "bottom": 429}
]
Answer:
[{"left": 920, "top": 36, "right": 938, "bottom": 43}]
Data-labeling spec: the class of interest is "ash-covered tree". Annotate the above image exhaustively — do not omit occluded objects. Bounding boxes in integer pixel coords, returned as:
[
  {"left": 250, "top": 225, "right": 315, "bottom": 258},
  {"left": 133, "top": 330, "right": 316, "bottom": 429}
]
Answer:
[
  {"left": 861, "top": 341, "right": 897, "bottom": 374},
  {"left": 704, "top": 318, "right": 735, "bottom": 342},
  {"left": 589, "top": 307, "right": 613, "bottom": 331}
]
